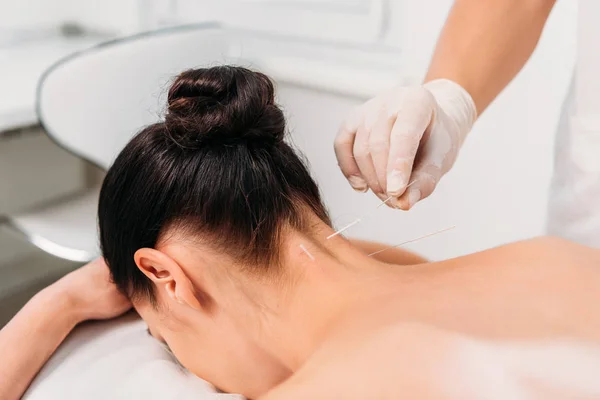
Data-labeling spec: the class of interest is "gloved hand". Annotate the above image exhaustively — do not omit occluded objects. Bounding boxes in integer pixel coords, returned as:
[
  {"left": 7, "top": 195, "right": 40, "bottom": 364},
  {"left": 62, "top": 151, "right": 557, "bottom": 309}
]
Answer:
[{"left": 334, "top": 79, "right": 477, "bottom": 209}]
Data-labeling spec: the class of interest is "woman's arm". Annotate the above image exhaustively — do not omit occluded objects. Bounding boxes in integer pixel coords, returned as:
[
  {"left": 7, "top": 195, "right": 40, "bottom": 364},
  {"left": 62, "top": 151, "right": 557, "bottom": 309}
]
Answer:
[
  {"left": 350, "top": 239, "right": 427, "bottom": 265},
  {"left": 0, "top": 286, "right": 78, "bottom": 399},
  {"left": 0, "top": 259, "right": 131, "bottom": 400}
]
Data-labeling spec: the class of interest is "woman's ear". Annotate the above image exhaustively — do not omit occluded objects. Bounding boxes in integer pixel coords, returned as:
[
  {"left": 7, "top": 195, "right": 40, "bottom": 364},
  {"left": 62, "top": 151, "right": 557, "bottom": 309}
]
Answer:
[{"left": 134, "top": 248, "right": 202, "bottom": 311}]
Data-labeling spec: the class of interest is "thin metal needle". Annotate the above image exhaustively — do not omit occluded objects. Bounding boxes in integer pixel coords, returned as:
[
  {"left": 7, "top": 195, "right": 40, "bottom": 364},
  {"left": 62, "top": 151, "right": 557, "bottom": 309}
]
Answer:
[
  {"left": 377, "top": 196, "right": 394, "bottom": 208},
  {"left": 299, "top": 243, "right": 315, "bottom": 261},
  {"left": 377, "top": 179, "right": 419, "bottom": 209},
  {"left": 367, "top": 226, "right": 456, "bottom": 257},
  {"left": 326, "top": 218, "right": 363, "bottom": 239},
  {"left": 327, "top": 179, "right": 421, "bottom": 240}
]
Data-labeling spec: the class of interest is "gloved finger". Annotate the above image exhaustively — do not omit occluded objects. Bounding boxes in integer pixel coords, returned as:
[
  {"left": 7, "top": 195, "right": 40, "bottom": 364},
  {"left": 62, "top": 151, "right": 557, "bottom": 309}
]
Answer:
[
  {"left": 334, "top": 108, "right": 368, "bottom": 192},
  {"left": 392, "top": 167, "right": 440, "bottom": 210},
  {"left": 386, "top": 89, "right": 435, "bottom": 198},
  {"left": 353, "top": 119, "right": 385, "bottom": 198},
  {"left": 369, "top": 108, "right": 394, "bottom": 193}
]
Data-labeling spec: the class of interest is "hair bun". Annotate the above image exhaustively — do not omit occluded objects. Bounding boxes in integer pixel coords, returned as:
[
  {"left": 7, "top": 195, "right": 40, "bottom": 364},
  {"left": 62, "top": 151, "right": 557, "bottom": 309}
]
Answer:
[{"left": 165, "top": 66, "right": 285, "bottom": 148}]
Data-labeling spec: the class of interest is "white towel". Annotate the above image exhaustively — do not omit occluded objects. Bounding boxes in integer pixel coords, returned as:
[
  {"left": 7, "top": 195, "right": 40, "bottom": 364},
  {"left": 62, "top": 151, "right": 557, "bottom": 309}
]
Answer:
[{"left": 24, "top": 312, "right": 244, "bottom": 400}]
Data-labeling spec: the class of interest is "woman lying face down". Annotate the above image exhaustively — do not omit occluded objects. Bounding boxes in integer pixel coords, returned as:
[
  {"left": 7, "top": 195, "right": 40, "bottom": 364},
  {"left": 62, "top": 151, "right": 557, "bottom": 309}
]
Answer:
[
  {"left": 98, "top": 66, "right": 335, "bottom": 395},
  {"left": 98, "top": 66, "right": 334, "bottom": 395},
  {"left": 98, "top": 66, "right": 600, "bottom": 399}
]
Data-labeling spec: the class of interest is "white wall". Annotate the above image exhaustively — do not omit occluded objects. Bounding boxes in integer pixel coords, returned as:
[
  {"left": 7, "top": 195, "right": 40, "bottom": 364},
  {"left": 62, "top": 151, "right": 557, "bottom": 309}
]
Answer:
[
  {"left": 0, "top": 0, "right": 142, "bottom": 35},
  {"left": 65, "top": 0, "right": 141, "bottom": 35},
  {"left": 175, "top": 0, "right": 386, "bottom": 44},
  {"left": 0, "top": 0, "right": 68, "bottom": 29}
]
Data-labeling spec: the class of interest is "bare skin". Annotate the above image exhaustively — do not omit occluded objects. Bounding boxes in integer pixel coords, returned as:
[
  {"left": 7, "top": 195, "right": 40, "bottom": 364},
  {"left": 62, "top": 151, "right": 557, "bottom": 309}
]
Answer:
[
  {"left": 425, "top": 0, "right": 557, "bottom": 114},
  {"left": 261, "top": 237, "right": 600, "bottom": 399},
  {"left": 0, "top": 259, "right": 131, "bottom": 400},
  {"left": 125, "top": 217, "right": 600, "bottom": 400}
]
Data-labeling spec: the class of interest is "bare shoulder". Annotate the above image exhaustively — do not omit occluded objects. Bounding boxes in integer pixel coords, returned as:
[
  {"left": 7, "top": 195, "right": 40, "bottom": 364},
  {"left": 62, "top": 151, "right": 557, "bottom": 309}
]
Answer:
[
  {"left": 349, "top": 238, "right": 428, "bottom": 265},
  {"left": 260, "top": 323, "right": 500, "bottom": 400},
  {"left": 505, "top": 235, "right": 597, "bottom": 253},
  {"left": 474, "top": 235, "right": 600, "bottom": 270}
]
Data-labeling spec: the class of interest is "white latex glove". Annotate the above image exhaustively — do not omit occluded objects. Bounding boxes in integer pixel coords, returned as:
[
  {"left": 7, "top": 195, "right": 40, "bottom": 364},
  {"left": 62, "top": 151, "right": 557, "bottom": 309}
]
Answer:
[{"left": 334, "top": 79, "right": 477, "bottom": 210}]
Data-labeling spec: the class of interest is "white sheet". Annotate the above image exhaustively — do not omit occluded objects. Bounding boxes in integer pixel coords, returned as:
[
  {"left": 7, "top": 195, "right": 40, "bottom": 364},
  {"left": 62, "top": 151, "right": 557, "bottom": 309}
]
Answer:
[{"left": 24, "top": 312, "right": 243, "bottom": 400}]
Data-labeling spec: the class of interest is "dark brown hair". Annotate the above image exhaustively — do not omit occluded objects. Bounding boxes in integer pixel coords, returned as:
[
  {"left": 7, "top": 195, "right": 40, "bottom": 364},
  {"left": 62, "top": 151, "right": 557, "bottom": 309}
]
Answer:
[{"left": 98, "top": 66, "right": 330, "bottom": 302}]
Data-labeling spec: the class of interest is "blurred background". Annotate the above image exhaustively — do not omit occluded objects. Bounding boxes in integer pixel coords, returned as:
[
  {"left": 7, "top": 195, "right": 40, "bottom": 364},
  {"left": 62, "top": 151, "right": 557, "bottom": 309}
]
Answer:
[{"left": 0, "top": 0, "right": 576, "bottom": 324}]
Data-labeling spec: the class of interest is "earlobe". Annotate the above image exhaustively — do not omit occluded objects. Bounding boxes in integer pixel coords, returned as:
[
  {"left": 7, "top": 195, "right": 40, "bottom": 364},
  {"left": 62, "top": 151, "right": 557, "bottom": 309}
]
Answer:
[{"left": 134, "top": 248, "right": 202, "bottom": 310}]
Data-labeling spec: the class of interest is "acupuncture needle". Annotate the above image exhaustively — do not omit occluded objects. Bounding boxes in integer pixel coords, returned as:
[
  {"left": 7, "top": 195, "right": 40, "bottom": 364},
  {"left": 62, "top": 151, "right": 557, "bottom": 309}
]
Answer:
[
  {"left": 326, "top": 179, "right": 419, "bottom": 240},
  {"left": 367, "top": 226, "right": 456, "bottom": 257}
]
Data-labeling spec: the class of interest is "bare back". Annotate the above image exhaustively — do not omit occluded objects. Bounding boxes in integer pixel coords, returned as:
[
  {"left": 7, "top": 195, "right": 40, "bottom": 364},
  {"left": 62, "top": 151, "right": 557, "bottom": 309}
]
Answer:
[{"left": 262, "top": 237, "right": 600, "bottom": 399}]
